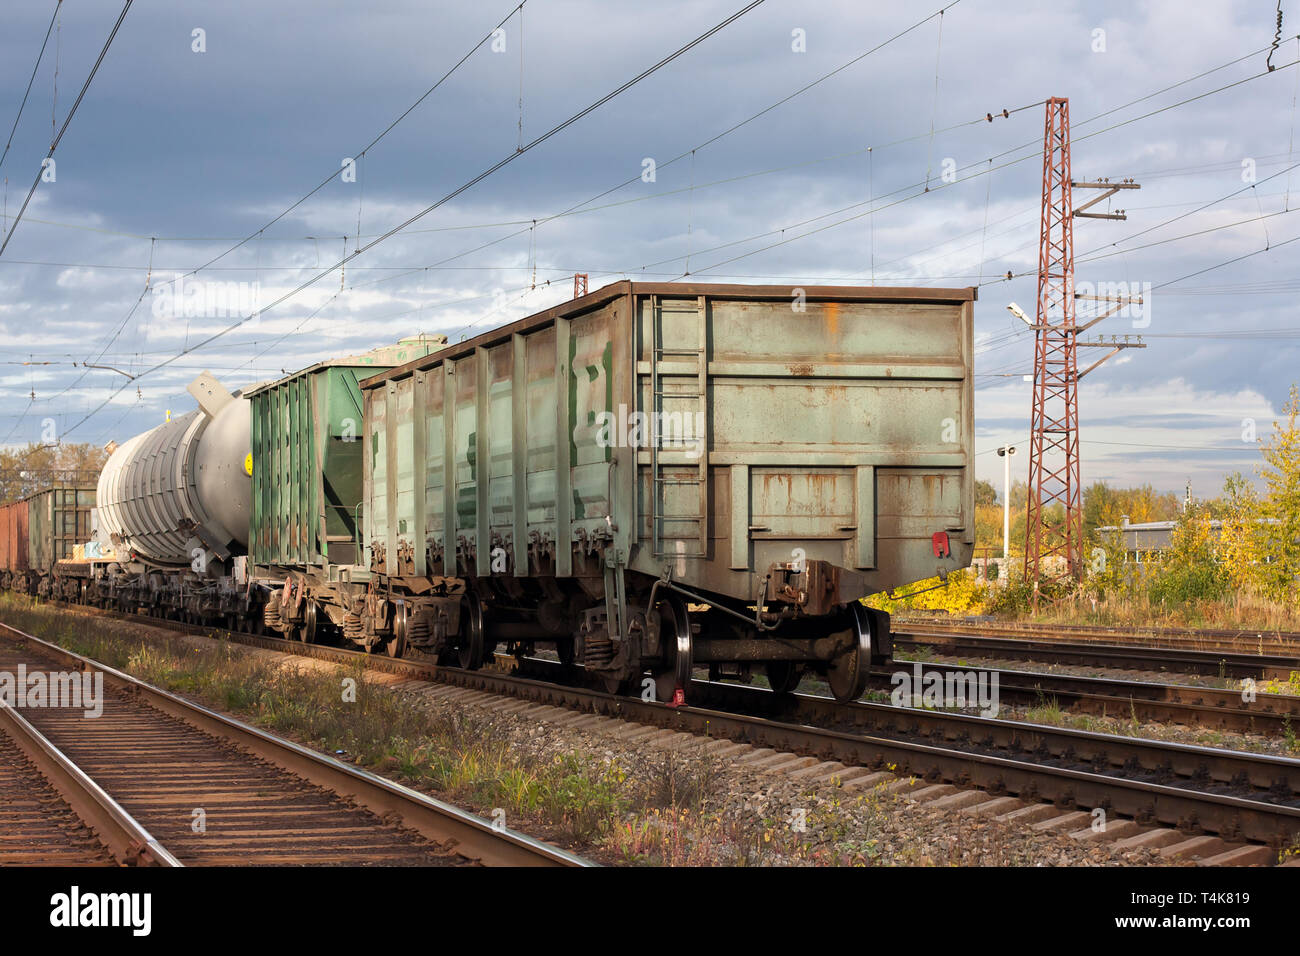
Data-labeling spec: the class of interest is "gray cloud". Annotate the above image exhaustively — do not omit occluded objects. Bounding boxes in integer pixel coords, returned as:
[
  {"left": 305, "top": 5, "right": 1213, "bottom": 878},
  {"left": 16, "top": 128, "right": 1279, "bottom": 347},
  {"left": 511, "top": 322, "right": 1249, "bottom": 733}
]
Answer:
[{"left": 0, "top": 0, "right": 1295, "bottom": 499}]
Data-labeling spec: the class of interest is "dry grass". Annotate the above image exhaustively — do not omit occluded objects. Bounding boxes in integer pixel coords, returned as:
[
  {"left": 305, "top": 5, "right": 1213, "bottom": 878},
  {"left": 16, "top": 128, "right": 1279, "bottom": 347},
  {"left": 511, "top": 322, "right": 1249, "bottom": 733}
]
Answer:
[
  {"left": 953, "top": 590, "right": 1300, "bottom": 634},
  {"left": 0, "top": 595, "right": 635, "bottom": 847}
]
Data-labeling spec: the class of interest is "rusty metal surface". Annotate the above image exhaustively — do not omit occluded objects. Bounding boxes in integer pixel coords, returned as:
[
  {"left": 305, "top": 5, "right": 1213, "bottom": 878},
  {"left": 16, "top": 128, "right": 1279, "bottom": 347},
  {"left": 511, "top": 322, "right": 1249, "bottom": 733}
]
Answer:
[
  {"left": 893, "top": 631, "right": 1300, "bottom": 681},
  {"left": 864, "top": 661, "right": 1300, "bottom": 734},
  {"left": 0, "top": 640, "right": 455, "bottom": 866},
  {"left": 361, "top": 282, "right": 978, "bottom": 390},
  {"left": 897, "top": 615, "right": 1300, "bottom": 655},
  {"left": 0, "top": 499, "right": 30, "bottom": 576},
  {"left": 247, "top": 340, "right": 449, "bottom": 571},
  {"left": 361, "top": 281, "right": 977, "bottom": 606},
  {"left": 0, "top": 697, "right": 179, "bottom": 867},
  {"left": 27, "top": 487, "right": 95, "bottom": 574}
]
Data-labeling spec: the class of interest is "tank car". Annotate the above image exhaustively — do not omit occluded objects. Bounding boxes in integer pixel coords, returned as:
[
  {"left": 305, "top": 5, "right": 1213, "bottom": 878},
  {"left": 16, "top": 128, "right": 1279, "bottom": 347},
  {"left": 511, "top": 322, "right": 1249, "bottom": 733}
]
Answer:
[{"left": 84, "top": 372, "right": 256, "bottom": 622}]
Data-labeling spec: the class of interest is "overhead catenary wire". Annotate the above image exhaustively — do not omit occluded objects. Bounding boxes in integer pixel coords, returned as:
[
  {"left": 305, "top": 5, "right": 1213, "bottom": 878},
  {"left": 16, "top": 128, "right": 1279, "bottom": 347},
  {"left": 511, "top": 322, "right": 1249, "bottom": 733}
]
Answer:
[
  {"left": 172, "top": 2, "right": 529, "bottom": 285},
  {"left": 59, "top": 0, "right": 769, "bottom": 438},
  {"left": 0, "top": 1, "right": 63, "bottom": 181},
  {"left": 0, "top": 0, "right": 134, "bottom": 258},
  {"left": 26, "top": 25, "right": 1300, "bottom": 440},
  {"left": 684, "top": 52, "right": 1300, "bottom": 281},
  {"left": 50, "top": 238, "right": 156, "bottom": 403},
  {"left": 351, "top": 2, "right": 981, "bottom": 298}
]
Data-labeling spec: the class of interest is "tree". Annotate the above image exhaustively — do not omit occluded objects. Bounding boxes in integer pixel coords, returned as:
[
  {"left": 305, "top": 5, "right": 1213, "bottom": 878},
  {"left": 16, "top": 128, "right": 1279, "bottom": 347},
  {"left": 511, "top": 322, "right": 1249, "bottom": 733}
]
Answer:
[
  {"left": 0, "top": 442, "right": 110, "bottom": 503},
  {"left": 1219, "top": 471, "right": 1264, "bottom": 593},
  {"left": 1256, "top": 385, "right": 1300, "bottom": 598},
  {"left": 1147, "top": 502, "right": 1229, "bottom": 605},
  {"left": 975, "top": 479, "right": 997, "bottom": 507}
]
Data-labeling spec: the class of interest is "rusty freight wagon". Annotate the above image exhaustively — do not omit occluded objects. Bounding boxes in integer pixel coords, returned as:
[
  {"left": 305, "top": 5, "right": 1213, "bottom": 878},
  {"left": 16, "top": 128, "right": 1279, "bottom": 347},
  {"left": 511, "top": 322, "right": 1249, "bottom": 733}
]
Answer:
[
  {"left": 0, "top": 487, "right": 95, "bottom": 597},
  {"left": 0, "top": 498, "right": 31, "bottom": 591},
  {"left": 352, "top": 282, "right": 975, "bottom": 703}
]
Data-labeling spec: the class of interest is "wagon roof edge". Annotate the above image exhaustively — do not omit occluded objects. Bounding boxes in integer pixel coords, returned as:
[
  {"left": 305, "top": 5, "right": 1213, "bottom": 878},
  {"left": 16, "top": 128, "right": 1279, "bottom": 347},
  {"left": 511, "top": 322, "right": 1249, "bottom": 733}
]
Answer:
[{"left": 358, "top": 280, "right": 977, "bottom": 389}]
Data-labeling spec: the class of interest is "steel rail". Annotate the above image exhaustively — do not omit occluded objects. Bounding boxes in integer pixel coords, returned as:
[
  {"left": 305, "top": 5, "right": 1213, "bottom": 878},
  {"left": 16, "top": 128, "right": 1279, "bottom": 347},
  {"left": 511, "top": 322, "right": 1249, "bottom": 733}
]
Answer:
[
  {"left": 894, "top": 632, "right": 1300, "bottom": 680},
  {"left": 896, "top": 616, "right": 1300, "bottom": 653},
  {"left": 0, "top": 699, "right": 181, "bottom": 867},
  {"left": 865, "top": 661, "right": 1300, "bottom": 733}
]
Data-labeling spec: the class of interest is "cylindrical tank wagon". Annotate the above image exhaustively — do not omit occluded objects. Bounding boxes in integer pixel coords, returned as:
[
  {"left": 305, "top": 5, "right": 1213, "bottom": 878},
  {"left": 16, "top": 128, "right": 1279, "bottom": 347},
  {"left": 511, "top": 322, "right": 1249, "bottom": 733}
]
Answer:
[
  {"left": 97, "top": 371, "right": 252, "bottom": 567},
  {"left": 85, "top": 372, "right": 255, "bottom": 621}
]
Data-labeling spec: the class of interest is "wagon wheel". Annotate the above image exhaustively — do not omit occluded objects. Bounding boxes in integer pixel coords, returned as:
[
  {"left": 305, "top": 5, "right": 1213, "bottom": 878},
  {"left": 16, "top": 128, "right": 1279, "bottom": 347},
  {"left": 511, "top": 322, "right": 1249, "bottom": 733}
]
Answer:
[
  {"left": 652, "top": 594, "right": 692, "bottom": 703},
  {"left": 385, "top": 601, "right": 407, "bottom": 658},
  {"left": 302, "top": 601, "right": 318, "bottom": 645},
  {"left": 555, "top": 636, "right": 576, "bottom": 666},
  {"left": 603, "top": 674, "right": 632, "bottom": 696},
  {"left": 456, "top": 593, "right": 486, "bottom": 669},
  {"left": 826, "top": 604, "right": 874, "bottom": 704},
  {"left": 764, "top": 660, "right": 803, "bottom": 695}
]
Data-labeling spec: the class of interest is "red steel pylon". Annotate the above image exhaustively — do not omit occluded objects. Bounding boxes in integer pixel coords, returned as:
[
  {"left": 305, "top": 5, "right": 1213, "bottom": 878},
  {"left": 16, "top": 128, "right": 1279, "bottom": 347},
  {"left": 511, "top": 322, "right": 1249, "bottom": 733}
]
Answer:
[
  {"left": 573, "top": 273, "right": 589, "bottom": 298},
  {"left": 1024, "top": 97, "right": 1082, "bottom": 590}
]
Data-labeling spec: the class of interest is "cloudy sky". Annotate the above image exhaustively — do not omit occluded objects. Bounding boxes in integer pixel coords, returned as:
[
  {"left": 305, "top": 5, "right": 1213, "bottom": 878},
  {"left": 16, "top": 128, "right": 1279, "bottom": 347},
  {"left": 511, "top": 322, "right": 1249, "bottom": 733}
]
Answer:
[{"left": 0, "top": 0, "right": 1296, "bottom": 497}]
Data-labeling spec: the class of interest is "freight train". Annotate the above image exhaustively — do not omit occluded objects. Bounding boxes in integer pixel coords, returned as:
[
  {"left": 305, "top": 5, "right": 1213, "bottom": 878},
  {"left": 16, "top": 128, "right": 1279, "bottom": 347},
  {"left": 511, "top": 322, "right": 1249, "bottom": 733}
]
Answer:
[{"left": 0, "top": 282, "right": 977, "bottom": 704}]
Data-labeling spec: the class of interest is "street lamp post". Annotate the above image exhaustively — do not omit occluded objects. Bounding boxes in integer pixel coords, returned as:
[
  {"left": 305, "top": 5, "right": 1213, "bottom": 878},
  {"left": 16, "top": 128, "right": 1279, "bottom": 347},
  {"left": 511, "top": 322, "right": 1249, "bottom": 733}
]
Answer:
[{"left": 996, "top": 445, "right": 1017, "bottom": 561}]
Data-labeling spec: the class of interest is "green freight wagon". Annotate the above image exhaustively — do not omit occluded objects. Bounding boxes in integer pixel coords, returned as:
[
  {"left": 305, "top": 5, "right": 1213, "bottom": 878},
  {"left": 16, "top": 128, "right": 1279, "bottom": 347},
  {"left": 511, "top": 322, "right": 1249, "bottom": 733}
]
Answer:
[
  {"left": 10, "top": 487, "right": 96, "bottom": 599},
  {"left": 30, "top": 487, "right": 95, "bottom": 571},
  {"left": 246, "top": 337, "right": 447, "bottom": 641},
  {"left": 350, "top": 282, "right": 976, "bottom": 703}
]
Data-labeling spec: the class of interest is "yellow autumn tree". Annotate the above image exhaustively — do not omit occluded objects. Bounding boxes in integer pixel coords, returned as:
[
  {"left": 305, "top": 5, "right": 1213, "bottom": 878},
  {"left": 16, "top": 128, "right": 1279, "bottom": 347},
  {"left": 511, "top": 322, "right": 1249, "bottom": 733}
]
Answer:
[
  {"left": 1256, "top": 385, "right": 1300, "bottom": 599},
  {"left": 1219, "top": 471, "right": 1264, "bottom": 593}
]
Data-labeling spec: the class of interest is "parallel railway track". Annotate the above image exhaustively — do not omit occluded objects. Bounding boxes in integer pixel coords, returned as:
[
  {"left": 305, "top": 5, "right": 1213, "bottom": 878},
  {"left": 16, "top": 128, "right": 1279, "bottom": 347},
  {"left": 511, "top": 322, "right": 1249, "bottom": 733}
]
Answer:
[
  {"left": 894, "top": 630, "right": 1300, "bottom": 681},
  {"left": 22, "top": 599, "right": 1300, "bottom": 857},
  {"left": 896, "top": 616, "right": 1300, "bottom": 657},
  {"left": 0, "top": 617, "right": 587, "bottom": 867},
  {"left": 865, "top": 662, "right": 1300, "bottom": 735}
]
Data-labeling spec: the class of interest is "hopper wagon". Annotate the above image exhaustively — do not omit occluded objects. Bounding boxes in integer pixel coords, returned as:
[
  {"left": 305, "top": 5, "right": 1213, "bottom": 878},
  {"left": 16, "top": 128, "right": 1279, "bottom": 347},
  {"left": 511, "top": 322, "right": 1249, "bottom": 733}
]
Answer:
[{"left": 353, "top": 281, "right": 976, "bottom": 702}]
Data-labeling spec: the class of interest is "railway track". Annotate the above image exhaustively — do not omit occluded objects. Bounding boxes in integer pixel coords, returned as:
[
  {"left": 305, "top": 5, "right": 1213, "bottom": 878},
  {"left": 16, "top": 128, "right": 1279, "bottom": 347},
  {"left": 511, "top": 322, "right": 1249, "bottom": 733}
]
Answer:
[
  {"left": 894, "top": 630, "right": 1300, "bottom": 681},
  {"left": 0, "top": 706, "right": 143, "bottom": 866},
  {"left": 896, "top": 616, "right": 1300, "bottom": 657},
  {"left": 23, "top": 599, "right": 1300, "bottom": 860},
  {"left": 864, "top": 662, "right": 1300, "bottom": 735},
  {"left": 0, "top": 619, "right": 587, "bottom": 867}
]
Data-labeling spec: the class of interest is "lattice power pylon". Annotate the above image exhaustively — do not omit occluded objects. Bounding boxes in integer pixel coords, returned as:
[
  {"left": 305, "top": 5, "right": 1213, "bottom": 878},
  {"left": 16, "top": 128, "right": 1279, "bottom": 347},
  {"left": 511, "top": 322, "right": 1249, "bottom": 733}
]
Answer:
[
  {"left": 1024, "top": 97, "right": 1081, "bottom": 590},
  {"left": 1023, "top": 97, "right": 1141, "bottom": 596}
]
